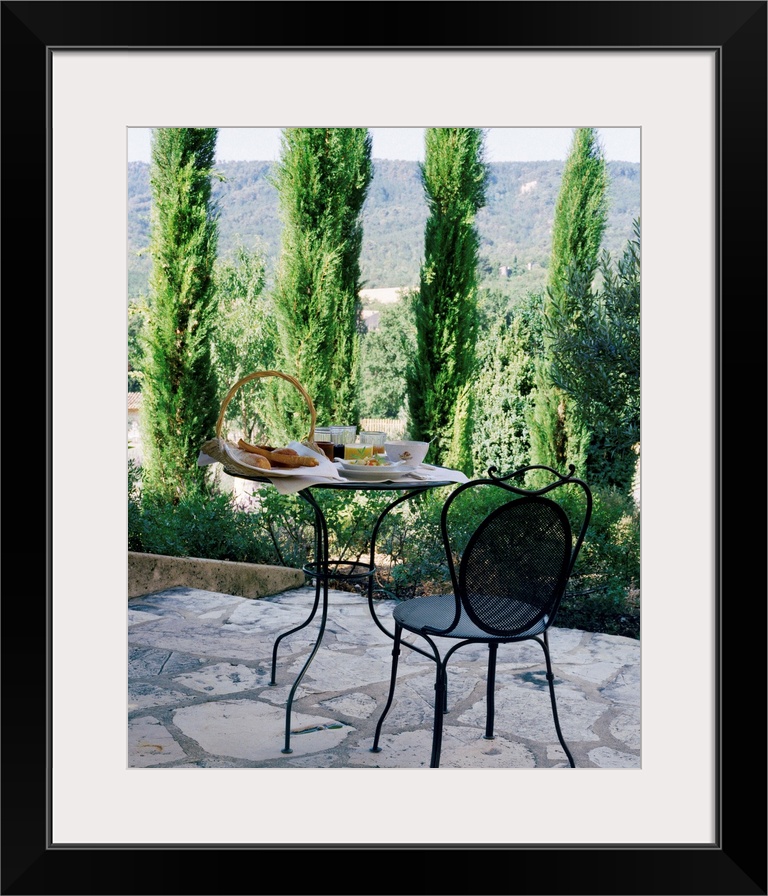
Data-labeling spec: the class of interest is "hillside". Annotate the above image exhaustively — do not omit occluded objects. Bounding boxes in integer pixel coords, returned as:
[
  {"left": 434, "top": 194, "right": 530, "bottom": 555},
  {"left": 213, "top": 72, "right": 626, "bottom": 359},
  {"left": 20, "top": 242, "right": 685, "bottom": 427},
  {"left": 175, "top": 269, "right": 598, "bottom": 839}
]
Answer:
[{"left": 128, "top": 158, "right": 640, "bottom": 301}]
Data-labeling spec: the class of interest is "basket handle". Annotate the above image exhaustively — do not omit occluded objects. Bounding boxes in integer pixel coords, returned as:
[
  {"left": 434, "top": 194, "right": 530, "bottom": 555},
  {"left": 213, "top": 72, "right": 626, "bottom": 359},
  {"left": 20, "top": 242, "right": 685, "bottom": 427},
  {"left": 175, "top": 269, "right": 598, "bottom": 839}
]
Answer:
[{"left": 215, "top": 370, "right": 317, "bottom": 442}]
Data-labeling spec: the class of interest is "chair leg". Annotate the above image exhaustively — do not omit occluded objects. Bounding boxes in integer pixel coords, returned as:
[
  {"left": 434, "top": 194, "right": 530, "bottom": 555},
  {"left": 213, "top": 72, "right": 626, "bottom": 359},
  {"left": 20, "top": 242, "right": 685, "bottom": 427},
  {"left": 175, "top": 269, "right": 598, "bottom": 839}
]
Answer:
[
  {"left": 541, "top": 632, "right": 575, "bottom": 768},
  {"left": 430, "top": 659, "right": 448, "bottom": 768},
  {"left": 442, "top": 667, "right": 449, "bottom": 713},
  {"left": 484, "top": 641, "right": 498, "bottom": 739},
  {"left": 371, "top": 623, "right": 403, "bottom": 753}
]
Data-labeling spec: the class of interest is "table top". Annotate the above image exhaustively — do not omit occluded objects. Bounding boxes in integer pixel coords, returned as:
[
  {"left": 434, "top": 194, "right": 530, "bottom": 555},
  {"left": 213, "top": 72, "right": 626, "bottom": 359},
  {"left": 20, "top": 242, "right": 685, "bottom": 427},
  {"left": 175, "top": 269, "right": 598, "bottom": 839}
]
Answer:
[
  {"left": 299, "top": 477, "right": 455, "bottom": 492},
  {"left": 225, "top": 470, "right": 457, "bottom": 492},
  {"left": 202, "top": 438, "right": 469, "bottom": 495}
]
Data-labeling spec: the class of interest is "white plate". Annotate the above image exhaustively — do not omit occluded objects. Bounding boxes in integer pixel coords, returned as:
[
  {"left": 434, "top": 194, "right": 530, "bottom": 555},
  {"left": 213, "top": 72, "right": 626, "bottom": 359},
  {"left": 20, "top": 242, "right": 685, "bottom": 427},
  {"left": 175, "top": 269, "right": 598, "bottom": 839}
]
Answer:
[
  {"left": 336, "top": 464, "right": 419, "bottom": 482},
  {"left": 337, "top": 459, "right": 403, "bottom": 471},
  {"left": 225, "top": 464, "right": 342, "bottom": 480}
]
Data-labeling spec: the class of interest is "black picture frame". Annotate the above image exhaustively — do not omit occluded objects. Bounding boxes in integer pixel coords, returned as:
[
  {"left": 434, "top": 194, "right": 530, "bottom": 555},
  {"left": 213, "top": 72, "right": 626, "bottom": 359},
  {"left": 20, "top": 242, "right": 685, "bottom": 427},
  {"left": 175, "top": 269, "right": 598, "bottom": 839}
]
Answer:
[{"left": 2, "top": 2, "right": 765, "bottom": 894}]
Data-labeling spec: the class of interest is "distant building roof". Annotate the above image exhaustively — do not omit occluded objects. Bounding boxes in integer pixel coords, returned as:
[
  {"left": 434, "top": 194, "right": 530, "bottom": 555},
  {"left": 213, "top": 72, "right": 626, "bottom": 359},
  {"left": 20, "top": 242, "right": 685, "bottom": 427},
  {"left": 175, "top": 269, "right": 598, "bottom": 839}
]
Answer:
[
  {"left": 359, "top": 287, "right": 404, "bottom": 304},
  {"left": 128, "top": 392, "right": 142, "bottom": 410}
]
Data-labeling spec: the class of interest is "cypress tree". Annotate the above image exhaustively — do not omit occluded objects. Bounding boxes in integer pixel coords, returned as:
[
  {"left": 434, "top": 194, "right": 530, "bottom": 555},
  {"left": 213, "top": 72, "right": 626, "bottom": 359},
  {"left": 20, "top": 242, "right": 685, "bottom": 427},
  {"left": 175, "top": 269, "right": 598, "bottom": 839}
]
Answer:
[
  {"left": 140, "top": 127, "right": 220, "bottom": 502},
  {"left": 529, "top": 127, "right": 608, "bottom": 475},
  {"left": 407, "top": 127, "right": 488, "bottom": 472},
  {"left": 270, "top": 128, "right": 372, "bottom": 437}
]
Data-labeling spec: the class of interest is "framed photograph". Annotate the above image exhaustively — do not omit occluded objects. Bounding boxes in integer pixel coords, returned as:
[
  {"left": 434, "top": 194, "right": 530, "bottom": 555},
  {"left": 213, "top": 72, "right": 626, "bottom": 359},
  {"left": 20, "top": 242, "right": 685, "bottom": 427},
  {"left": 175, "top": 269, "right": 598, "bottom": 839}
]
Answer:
[{"left": 4, "top": 1, "right": 764, "bottom": 893}]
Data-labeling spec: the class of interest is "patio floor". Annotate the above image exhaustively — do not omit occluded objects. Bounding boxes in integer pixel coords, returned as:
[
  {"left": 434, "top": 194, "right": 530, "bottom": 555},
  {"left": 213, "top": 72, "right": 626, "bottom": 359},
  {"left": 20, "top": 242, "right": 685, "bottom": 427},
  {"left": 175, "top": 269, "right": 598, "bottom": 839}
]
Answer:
[{"left": 128, "top": 584, "right": 640, "bottom": 769}]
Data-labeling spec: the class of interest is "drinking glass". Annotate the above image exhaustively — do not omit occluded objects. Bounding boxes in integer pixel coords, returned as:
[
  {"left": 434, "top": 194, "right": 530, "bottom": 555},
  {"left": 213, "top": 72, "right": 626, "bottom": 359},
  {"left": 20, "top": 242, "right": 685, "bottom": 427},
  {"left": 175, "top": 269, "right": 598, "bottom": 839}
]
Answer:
[
  {"left": 330, "top": 425, "right": 357, "bottom": 445},
  {"left": 360, "top": 431, "right": 387, "bottom": 454}
]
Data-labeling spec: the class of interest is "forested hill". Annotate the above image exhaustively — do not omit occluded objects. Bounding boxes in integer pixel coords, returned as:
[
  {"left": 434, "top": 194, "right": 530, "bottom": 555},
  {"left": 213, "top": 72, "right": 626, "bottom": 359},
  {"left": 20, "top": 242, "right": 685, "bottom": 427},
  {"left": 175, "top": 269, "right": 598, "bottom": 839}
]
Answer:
[{"left": 128, "top": 158, "right": 640, "bottom": 301}]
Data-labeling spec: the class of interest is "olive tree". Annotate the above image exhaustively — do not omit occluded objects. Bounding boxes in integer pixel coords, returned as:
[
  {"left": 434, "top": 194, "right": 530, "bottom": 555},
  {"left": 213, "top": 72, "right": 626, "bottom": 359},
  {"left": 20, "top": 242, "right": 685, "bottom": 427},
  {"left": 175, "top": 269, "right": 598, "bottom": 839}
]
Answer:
[{"left": 546, "top": 221, "right": 641, "bottom": 494}]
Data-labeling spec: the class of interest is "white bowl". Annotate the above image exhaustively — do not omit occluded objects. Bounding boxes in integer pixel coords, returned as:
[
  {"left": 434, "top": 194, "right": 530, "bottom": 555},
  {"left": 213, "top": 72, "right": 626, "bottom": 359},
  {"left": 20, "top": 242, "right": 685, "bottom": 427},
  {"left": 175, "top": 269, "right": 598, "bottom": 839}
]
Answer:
[{"left": 384, "top": 440, "right": 430, "bottom": 468}]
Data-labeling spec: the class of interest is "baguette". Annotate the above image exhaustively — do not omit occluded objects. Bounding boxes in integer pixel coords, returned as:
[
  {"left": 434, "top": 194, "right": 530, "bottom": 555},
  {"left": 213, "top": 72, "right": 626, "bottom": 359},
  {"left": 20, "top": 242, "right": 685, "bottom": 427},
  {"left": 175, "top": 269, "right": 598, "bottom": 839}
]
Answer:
[
  {"left": 237, "top": 439, "right": 319, "bottom": 468},
  {"left": 236, "top": 450, "right": 271, "bottom": 470}
]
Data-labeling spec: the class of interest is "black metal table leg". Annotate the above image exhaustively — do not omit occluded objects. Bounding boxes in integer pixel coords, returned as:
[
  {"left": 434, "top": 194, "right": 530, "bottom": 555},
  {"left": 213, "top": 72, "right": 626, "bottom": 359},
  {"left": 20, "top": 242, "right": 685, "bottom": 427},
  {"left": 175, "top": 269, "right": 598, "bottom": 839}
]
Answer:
[
  {"left": 277, "top": 489, "right": 374, "bottom": 753},
  {"left": 279, "top": 490, "right": 329, "bottom": 753},
  {"left": 234, "top": 473, "right": 457, "bottom": 757},
  {"left": 269, "top": 491, "right": 325, "bottom": 686}
]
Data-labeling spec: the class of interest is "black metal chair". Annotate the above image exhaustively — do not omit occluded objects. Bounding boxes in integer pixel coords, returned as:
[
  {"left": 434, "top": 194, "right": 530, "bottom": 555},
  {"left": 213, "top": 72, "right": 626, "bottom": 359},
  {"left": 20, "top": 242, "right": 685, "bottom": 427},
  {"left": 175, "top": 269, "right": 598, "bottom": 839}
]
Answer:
[{"left": 371, "top": 464, "right": 593, "bottom": 768}]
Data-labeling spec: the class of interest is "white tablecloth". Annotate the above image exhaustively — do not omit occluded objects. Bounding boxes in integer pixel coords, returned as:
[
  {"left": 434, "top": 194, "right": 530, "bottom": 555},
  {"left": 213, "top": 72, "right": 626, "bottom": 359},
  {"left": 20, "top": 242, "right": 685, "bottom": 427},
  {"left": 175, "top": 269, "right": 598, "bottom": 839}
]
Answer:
[{"left": 198, "top": 440, "right": 469, "bottom": 495}]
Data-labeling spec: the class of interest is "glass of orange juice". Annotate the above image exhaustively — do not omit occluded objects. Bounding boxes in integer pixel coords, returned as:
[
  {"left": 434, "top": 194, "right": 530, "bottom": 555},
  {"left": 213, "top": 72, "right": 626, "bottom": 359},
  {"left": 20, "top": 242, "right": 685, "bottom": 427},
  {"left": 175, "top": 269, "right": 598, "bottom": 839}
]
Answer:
[
  {"left": 360, "top": 431, "right": 387, "bottom": 454},
  {"left": 343, "top": 444, "right": 373, "bottom": 461}
]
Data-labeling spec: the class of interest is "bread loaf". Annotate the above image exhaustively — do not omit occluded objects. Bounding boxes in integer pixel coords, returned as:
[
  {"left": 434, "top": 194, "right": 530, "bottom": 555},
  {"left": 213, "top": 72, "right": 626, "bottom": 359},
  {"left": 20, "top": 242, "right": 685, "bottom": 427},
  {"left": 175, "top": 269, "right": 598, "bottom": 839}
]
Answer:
[
  {"left": 237, "top": 451, "right": 271, "bottom": 470},
  {"left": 237, "top": 439, "right": 319, "bottom": 468}
]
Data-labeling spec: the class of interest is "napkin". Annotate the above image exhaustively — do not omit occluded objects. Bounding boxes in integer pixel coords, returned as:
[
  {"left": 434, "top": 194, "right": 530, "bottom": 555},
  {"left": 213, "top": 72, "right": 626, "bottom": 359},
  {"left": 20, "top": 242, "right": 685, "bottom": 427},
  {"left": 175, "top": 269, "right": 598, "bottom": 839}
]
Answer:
[
  {"left": 409, "top": 465, "right": 469, "bottom": 485},
  {"left": 198, "top": 439, "right": 344, "bottom": 495},
  {"left": 263, "top": 442, "right": 345, "bottom": 495}
]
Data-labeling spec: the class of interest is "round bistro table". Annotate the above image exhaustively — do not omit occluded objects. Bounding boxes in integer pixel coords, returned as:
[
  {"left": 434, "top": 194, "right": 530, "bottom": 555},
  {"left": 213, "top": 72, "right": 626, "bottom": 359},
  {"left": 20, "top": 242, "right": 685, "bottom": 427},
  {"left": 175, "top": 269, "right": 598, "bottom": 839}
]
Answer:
[{"left": 226, "top": 470, "right": 459, "bottom": 754}]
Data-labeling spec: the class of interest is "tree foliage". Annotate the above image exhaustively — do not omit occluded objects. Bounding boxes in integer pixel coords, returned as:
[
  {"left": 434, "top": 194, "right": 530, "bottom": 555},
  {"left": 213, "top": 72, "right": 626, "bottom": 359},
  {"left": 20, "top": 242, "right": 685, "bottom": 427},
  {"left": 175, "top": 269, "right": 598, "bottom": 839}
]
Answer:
[
  {"left": 529, "top": 127, "right": 608, "bottom": 478},
  {"left": 270, "top": 128, "right": 373, "bottom": 438},
  {"left": 407, "top": 128, "right": 489, "bottom": 471},
  {"left": 140, "top": 127, "right": 220, "bottom": 502},
  {"left": 546, "top": 220, "right": 641, "bottom": 493},
  {"left": 360, "top": 294, "right": 417, "bottom": 419},
  {"left": 128, "top": 304, "right": 145, "bottom": 391},
  {"left": 548, "top": 129, "right": 609, "bottom": 300},
  {"left": 471, "top": 292, "right": 543, "bottom": 476},
  {"left": 211, "top": 240, "right": 280, "bottom": 443}
]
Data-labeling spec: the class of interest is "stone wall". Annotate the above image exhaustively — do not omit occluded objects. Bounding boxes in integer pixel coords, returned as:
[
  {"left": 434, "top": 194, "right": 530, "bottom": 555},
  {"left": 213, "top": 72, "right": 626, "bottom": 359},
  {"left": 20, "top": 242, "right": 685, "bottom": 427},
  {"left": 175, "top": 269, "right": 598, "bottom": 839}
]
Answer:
[{"left": 128, "top": 552, "right": 305, "bottom": 599}]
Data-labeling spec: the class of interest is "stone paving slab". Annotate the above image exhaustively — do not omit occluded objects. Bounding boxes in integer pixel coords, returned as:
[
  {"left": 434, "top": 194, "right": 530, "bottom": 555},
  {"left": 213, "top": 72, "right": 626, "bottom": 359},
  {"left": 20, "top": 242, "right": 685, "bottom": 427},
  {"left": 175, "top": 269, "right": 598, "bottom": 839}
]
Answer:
[{"left": 128, "top": 585, "right": 641, "bottom": 770}]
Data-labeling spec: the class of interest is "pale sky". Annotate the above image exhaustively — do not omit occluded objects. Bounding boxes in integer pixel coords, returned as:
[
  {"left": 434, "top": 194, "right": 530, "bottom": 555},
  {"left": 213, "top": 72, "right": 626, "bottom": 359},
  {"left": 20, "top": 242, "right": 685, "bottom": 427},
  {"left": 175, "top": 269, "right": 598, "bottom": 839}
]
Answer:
[{"left": 128, "top": 127, "right": 640, "bottom": 164}]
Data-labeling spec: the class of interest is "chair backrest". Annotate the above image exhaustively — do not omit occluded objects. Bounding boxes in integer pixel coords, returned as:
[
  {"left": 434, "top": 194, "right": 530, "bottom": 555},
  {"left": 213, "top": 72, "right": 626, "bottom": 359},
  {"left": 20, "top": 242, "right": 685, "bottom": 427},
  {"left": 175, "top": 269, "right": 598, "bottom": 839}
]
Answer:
[{"left": 441, "top": 465, "right": 592, "bottom": 637}]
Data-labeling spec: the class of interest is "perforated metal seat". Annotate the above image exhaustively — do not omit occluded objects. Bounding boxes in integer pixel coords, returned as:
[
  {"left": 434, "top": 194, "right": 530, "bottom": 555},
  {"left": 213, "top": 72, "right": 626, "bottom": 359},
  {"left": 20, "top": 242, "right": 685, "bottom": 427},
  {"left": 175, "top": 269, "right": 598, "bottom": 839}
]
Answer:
[
  {"left": 371, "top": 464, "right": 592, "bottom": 768},
  {"left": 393, "top": 595, "right": 550, "bottom": 641}
]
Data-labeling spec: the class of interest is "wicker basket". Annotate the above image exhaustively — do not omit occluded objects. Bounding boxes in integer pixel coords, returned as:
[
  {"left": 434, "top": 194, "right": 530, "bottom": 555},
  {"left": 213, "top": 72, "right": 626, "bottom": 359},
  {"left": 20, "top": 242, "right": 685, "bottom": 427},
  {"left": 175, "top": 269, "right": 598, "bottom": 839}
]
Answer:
[
  {"left": 215, "top": 369, "right": 316, "bottom": 443},
  {"left": 200, "top": 370, "right": 318, "bottom": 476}
]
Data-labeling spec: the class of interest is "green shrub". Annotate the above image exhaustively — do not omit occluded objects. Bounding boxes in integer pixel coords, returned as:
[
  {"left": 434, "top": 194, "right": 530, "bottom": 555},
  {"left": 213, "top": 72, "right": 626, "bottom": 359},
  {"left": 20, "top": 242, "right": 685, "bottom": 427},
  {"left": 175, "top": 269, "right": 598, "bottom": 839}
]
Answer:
[
  {"left": 127, "top": 463, "right": 639, "bottom": 638},
  {"left": 372, "top": 491, "right": 448, "bottom": 598},
  {"left": 373, "top": 477, "right": 640, "bottom": 639},
  {"left": 129, "top": 461, "right": 274, "bottom": 564},
  {"left": 250, "top": 486, "right": 400, "bottom": 572},
  {"left": 556, "top": 484, "right": 640, "bottom": 638}
]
